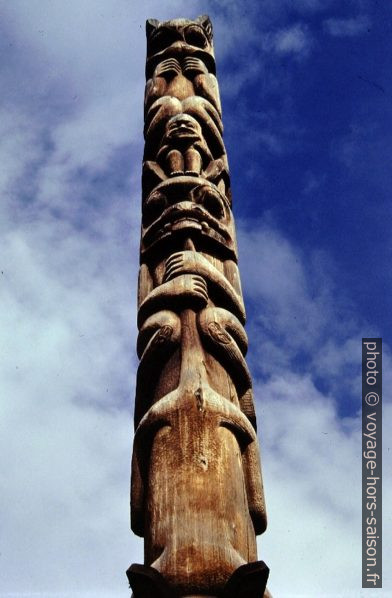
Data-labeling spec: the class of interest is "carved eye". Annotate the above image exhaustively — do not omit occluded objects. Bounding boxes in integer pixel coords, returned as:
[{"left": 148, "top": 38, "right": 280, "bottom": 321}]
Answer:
[
  {"left": 193, "top": 185, "right": 225, "bottom": 220},
  {"left": 208, "top": 322, "right": 231, "bottom": 344},
  {"left": 152, "top": 325, "right": 173, "bottom": 345},
  {"left": 184, "top": 26, "right": 208, "bottom": 48},
  {"left": 149, "top": 28, "right": 179, "bottom": 54},
  {"left": 143, "top": 191, "right": 167, "bottom": 226},
  {"left": 204, "top": 192, "right": 225, "bottom": 219}
]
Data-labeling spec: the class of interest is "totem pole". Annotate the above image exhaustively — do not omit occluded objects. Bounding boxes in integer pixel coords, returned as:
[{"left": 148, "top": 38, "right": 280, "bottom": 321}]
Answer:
[{"left": 127, "top": 16, "right": 270, "bottom": 598}]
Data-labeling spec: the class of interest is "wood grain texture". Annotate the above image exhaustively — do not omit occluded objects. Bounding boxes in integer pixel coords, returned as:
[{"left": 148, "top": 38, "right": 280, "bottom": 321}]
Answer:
[{"left": 129, "top": 15, "right": 269, "bottom": 597}]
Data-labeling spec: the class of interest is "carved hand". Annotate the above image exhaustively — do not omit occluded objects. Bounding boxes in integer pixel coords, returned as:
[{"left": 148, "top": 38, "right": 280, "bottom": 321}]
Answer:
[
  {"left": 182, "top": 56, "right": 207, "bottom": 76},
  {"left": 138, "top": 273, "right": 208, "bottom": 328},
  {"left": 164, "top": 250, "right": 202, "bottom": 281},
  {"left": 164, "top": 251, "right": 245, "bottom": 322},
  {"left": 155, "top": 57, "right": 182, "bottom": 78}
]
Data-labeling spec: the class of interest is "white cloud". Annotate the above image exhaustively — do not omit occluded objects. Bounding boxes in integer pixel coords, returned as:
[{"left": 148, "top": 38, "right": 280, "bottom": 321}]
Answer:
[
  {"left": 258, "top": 374, "right": 392, "bottom": 597},
  {"left": 238, "top": 223, "right": 334, "bottom": 362},
  {"left": 274, "top": 24, "right": 312, "bottom": 56},
  {"left": 263, "top": 24, "right": 313, "bottom": 58}
]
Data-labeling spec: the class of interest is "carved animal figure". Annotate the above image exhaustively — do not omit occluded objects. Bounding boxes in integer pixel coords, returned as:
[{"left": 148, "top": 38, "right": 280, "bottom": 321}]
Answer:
[
  {"left": 145, "top": 15, "right": 215, "bottom": 72},
  {"left": 145, "top": 55, "right": 222, "bottom": 116}
]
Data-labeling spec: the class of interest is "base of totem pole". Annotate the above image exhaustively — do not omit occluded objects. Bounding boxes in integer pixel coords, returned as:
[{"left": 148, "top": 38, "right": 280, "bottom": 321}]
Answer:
[{"left": 126, "top": 560, "right": 270, "bottom": 598}]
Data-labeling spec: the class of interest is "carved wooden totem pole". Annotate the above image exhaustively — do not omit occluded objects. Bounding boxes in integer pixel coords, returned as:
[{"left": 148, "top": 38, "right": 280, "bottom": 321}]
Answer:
[{"left": 127, "top": 15, "right": 270, "bottom": 598}]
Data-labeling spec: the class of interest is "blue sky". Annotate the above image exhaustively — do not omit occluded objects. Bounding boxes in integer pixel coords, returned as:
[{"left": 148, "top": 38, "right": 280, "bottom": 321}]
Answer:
[{"left": 1, "top": 1, "right": 391, "bottom": 596}]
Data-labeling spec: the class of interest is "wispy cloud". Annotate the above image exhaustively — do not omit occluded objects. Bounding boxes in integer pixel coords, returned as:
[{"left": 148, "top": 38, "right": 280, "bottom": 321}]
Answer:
[
  {"left": 271, "top": 24, "right": 313, "bottom": 57},
  {"left": 237, "top": 220, "right": 387, "bottom": 406},
  {"left": 324, "top": 15, "right": 370, "bottom": 37}
]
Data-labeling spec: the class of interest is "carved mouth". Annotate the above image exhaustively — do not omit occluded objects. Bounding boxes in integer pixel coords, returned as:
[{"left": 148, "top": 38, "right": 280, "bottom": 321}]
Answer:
[
  {"left": 168, "top": 127, "right": 199, "bottom": 138},
  {"left": 169, "top": 131, "right": 199, "bottom": 140},
  {"left": 143, "top": 202, "right": 229, "bottom": 247}
]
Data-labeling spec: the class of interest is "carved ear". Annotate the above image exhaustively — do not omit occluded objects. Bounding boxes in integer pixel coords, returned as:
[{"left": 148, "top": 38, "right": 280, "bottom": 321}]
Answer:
[
  {"left": 196, "top": 14, "right": 213, "bottom": 41},
  {"left": 146, "top": 19, "right": 160, "bottom": 38}
]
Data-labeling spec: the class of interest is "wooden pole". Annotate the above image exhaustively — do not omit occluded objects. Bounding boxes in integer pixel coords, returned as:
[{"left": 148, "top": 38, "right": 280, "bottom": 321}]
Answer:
[{"left": 128, "top": 15, "right": 270, "bottom": 597}]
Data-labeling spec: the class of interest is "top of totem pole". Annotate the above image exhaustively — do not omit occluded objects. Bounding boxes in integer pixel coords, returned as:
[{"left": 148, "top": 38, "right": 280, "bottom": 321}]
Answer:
[{"left": 145, "top": 15, "right": 215, "bottom": 76}]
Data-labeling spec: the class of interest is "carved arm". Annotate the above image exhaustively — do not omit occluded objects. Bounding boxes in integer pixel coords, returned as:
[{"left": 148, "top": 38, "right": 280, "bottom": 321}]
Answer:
[
  {"left": 164, "top": 250, "right": 245, "bottom": 323},
  {"left": 137, "top": 273, "right": 208, "bottom": 328}
]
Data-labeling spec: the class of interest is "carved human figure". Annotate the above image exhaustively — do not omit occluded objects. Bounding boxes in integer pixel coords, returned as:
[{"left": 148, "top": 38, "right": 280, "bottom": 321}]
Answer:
[{"left": 156, "top": 114, "right": 212, "bottom": 177}]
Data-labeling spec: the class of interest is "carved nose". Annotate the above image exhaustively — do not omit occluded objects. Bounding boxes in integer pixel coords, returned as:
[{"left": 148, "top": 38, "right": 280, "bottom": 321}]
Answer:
[{"left": 168, "top": 40, "right": 188, "bottom": 52}]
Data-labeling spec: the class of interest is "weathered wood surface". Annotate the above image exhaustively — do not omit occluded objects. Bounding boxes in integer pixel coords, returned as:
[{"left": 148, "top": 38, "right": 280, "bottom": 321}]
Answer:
[{"left": 129, "top": 15, "right": 269, "bottom": 597}]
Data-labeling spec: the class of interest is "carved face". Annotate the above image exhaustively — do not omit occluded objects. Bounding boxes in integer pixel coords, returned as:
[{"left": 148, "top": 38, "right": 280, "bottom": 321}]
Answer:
[
  {"left": 165, "top": 114, "right": 202, "bottom": 142},
  {"left": 145, "top": 16, "right": 215, "bottom": 75},
  {"left": 141, "top": 179, "right": 237, "bottom": 260}
]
